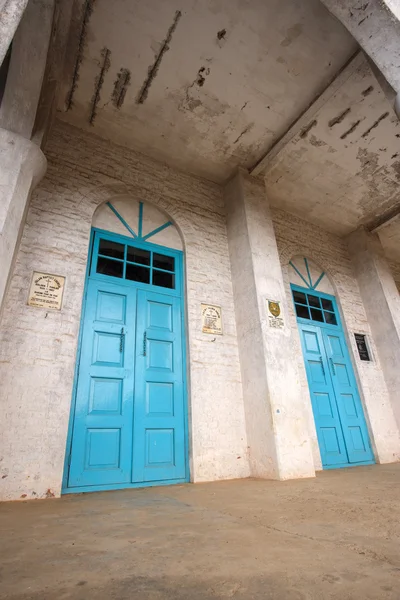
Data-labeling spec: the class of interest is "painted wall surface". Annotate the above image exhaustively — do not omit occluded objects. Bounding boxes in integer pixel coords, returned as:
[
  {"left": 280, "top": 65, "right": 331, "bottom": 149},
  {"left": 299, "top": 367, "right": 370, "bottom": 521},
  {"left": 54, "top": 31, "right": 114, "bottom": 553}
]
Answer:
[
  {"left": 0, "top": 120, "right": 249, "bottom": 501},
  {"left": 274, "top": 208, "right": 400, "bottom": 469}
]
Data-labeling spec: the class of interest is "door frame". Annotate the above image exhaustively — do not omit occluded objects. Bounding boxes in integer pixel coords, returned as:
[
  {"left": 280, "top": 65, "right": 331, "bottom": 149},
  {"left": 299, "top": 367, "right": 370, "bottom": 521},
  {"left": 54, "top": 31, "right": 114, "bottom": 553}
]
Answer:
[
  {"left": 62, "top": 228, "right": 190, "bottom": 493},
  {"left": 291, "top": 283, "right": 375, "bottom": 469}
]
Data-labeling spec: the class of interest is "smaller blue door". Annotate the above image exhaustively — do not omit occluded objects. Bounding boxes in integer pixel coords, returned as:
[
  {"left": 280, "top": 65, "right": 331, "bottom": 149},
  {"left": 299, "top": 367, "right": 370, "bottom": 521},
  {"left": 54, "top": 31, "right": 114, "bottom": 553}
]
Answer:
[
  {"left": 299, "top": 323, "right": 348, "bottom": 467},
  {"left": 322, "top": 328, "right": 373, "bottom": 465},
  {"left": 132, "top": 290, "right": 186, "bottom": 482},
  {"left": 294, "top": 286, "right": 374, "bottom": 468}
]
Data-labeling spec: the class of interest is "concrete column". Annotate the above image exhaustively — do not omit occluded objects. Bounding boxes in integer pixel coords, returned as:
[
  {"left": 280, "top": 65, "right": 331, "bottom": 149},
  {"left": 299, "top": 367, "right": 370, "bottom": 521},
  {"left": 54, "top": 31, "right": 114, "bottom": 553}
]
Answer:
[
  {"left": 0, "top": 0, "right": 54, "bottom": 139},
  {"left": 348, "top": 228, "right": 400, "bottom": 430},
  {"left": 0, "top": 128, "right": 46, "bottom": 315},
  {"left": 224, "top": 170, "right": 315, "bottom": 480},
  {"left": 0, "top": 0, "right": 29, "bottom": 66}
]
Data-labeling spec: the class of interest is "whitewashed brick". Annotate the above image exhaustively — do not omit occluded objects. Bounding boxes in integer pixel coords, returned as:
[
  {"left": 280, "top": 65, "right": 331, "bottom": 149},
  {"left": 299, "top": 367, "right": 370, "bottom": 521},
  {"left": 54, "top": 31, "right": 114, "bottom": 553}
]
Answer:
[{"left": 0, "top": 121, "right": 249, "bottom": 501}]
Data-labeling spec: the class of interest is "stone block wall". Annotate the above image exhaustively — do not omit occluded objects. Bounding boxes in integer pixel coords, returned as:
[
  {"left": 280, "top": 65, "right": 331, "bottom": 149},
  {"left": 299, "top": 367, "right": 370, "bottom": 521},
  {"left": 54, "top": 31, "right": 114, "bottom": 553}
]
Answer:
[{"left": 0, "top": 120, "right": 249, "bottom": 501}]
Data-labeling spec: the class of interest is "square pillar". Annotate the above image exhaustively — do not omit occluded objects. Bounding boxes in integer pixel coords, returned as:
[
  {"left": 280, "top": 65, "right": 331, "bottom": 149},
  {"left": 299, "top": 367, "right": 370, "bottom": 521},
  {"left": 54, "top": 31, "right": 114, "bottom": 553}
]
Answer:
[
  {"left": 224, "top": 170, "right": 315, "bottom": 480},
  {"left": 348, "top": 228, "right": 400, "bottom": 430},
  {"left": 0, "top": 128, "right": 46, "bottom": 315}
]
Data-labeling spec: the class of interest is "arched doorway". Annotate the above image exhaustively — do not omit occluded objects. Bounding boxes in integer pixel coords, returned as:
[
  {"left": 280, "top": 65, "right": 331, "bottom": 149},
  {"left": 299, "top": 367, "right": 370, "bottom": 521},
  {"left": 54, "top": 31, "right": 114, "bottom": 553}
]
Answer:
[
  {"left": 63, "top": 199, "right": 188, "bottom": 493},
  {"left": 289, "top": 257, "right": 374, "bottom": 469}
]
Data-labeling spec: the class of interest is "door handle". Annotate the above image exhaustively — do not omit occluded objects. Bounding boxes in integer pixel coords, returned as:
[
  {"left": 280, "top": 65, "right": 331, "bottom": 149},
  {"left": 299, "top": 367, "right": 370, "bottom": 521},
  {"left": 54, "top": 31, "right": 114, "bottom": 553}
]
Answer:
[
  {"left": 329, "top": 357, "right": 336, "bottom": 376},
  {"left": 319, "top": 357, "right": 325, "bottom": 376},
  {"left": 143, "top": 331, "right": 147, "bottom": 356},
  {"left": 119, "top": 327, "right": 125, "bottom": 353}
]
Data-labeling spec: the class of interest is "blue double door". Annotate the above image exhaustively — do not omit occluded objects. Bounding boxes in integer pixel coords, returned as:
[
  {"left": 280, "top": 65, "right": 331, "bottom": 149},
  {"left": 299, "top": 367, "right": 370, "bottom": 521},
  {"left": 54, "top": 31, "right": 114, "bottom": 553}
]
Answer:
[
  {"left": 298, "top": 310, "right": 374, "bottom": 468},
  {"left": 67, "top": 277, "right": 187, "bottom": 490}
]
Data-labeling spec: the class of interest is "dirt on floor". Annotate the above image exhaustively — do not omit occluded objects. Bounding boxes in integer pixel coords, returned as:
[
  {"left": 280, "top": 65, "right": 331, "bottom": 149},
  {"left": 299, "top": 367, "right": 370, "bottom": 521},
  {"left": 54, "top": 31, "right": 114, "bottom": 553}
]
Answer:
[{"left": 1, "top": 464, "right": 400, "bottom": 599}]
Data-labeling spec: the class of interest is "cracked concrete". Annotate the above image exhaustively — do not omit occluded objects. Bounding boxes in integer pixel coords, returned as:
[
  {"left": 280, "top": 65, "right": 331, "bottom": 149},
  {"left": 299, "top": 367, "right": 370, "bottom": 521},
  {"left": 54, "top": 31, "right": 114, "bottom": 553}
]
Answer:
[{"left": 1, "top": 464, "right": 400, "bottom": 599}]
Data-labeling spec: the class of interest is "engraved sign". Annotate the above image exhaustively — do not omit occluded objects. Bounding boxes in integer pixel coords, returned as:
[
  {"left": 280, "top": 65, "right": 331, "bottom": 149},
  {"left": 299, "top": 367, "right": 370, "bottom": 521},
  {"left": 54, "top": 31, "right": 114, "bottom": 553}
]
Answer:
[
  {"left": 28, "top": 272, "right": 65, "bottom": 310},
  {"left": 267, "top": 299, "right": 284, "bottom": 329},
  {"left": 201, "top": 303, "right": 222, "bottom": 335},
  {"left": 354, "top": 333, "right": 371, "bottom": 362}
]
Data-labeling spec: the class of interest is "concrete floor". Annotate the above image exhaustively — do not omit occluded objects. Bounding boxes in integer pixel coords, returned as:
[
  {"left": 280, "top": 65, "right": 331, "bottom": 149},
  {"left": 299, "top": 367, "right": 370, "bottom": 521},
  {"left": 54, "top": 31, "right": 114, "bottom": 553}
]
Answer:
[{"left": 1, "top": 465, "right": 400, "bottom": 599}]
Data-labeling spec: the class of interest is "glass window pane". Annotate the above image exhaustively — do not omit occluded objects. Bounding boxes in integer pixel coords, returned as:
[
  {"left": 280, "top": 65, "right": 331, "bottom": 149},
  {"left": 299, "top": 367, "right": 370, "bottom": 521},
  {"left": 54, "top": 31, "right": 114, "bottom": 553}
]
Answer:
[
  {"left": 310, "top": 308, "right": 324, "bottom": 322},
  {"left": 153, "top": 270, "right": 175, "bottom": 289},
  {"left": 295, "top": 304, "right": 310, "bottom": 319},
  {"left": 127, "top": 247, "right": 150, "bottom": 266},
  {"left": 293, "top": 290, "right": 307, "bottom": 304},
  {"left": 307, "top": 294, "right": 321, "bottom": 308},
  {"left": 321, "top": 298, "right": 334, "bottom": 311},
  {"left": 324, "top": 311, "right": 337, "bottom": 325},
  {"left": 99, "top": 239, "right": 124, "bottom": 260},
  {"left": 97, "top": 257, "right": 123, "bottom": 278},
  {"left": 126, "top": 263, "right": 150, "bottom": 284},
  {"left": 153, "top": 253, "right": 175, "bottom": 272}
]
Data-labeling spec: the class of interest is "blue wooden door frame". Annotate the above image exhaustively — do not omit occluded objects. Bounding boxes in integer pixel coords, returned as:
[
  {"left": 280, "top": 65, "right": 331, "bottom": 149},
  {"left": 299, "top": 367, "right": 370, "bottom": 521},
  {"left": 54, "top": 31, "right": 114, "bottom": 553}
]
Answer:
[
  {"left": 291, "top": 284, "right": 375, "bottom": 469},
  {"left": 62, "top": 228, "right": 189, "bottom": 493}
]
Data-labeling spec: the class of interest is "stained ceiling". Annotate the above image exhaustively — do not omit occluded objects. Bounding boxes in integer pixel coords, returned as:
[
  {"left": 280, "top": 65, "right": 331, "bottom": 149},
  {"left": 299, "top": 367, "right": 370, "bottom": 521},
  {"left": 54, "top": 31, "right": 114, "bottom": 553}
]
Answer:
[
  {"left": 58, "top": 0, "right": 400, "bottom": 263},
  {"left": 262, "top": 54, "right": 400, "bottom": 260},
  {"left": 59, "top": 0, "right": 356, "bottom": 182}
]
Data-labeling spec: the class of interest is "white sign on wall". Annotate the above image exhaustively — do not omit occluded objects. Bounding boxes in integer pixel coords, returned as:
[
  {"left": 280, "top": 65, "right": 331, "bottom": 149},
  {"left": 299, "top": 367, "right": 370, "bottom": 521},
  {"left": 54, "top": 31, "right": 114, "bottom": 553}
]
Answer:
[
  {"left": 28, "top": 272, "right": 65, "bottom": 310},
  {"left": 201, "top": 303, "right": 223, "bottom": 335},
  {"left": 267, "top": 299, "right": 284, "bottom": 329}
]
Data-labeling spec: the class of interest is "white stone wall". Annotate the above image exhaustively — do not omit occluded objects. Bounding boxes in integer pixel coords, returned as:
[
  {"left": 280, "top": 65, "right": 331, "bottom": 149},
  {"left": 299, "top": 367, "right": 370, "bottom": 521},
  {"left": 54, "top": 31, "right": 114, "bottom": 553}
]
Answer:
[
  {"left": 0, "top": 120, "right": 249, "bottom": 501},
  {"left": 273, "top": 208, "right": 400, "bottom": 469}
]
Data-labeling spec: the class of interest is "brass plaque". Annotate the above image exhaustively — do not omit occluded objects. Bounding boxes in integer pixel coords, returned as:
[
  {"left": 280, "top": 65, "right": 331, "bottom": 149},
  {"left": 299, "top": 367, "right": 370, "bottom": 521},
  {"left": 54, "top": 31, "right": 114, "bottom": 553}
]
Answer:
[
  {"left": 28, "top": 272, "right": 65, "bottom": 310},
  {"left": 201, "top": 303, "right": 222, "bottom": 335}
]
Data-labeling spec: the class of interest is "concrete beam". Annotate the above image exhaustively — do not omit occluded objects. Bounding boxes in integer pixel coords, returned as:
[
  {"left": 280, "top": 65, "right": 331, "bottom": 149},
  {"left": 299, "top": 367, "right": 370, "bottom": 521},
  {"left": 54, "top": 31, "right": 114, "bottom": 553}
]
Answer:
[
  {"left": 320, "top": 0, "right": 400, "bottom": 100},
  {"left": 0, "top": 0, "right": 29, "bottom": 66},
  {"left": 366, "top": 202, "right": 400, "bottom": 233}
]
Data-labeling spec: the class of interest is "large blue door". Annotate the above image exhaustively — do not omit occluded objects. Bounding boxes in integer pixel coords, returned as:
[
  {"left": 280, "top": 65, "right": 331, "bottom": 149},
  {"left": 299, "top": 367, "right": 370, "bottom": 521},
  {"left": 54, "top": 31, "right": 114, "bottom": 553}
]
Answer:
[
  {"left": 66, "top": 230, "right": 187, "bottom": 492},
  {"left": 294, "top": 286, "right": 374, "bottom": 468},
  {"left": 68, "top": 280, "right": 136, "bottom": 487}
]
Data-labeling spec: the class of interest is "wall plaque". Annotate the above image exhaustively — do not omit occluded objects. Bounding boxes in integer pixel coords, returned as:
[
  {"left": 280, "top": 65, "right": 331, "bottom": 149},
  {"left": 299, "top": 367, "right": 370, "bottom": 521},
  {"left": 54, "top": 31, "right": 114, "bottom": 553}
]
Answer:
[
  {"left": 267, "top": 299, "right": 284, "bottom": 329},
  {"left": 201, "top": 303, "right": 222, "bottom": 335},
  {"left": 354, "top": 333, "right": 371, "bottom": 362},
  {"left": 28, "top": 272, "right": 65, "bottom": 310}
]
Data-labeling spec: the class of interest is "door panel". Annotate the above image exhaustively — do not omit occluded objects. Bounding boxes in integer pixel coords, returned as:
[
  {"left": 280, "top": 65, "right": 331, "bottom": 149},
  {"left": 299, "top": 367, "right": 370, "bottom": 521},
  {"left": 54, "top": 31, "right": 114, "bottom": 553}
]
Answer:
[
  {"left": 322, "top": 330, "right": 373, "bottom": 464},
  {"left": 133, "top": 290, "right": 186, "bottom": 482},
  {"left": 299, "top": 324, "right": 348, "bottom": 466},
  {"left": 68, "top": 280, "right": 136, "bottom": 487}
]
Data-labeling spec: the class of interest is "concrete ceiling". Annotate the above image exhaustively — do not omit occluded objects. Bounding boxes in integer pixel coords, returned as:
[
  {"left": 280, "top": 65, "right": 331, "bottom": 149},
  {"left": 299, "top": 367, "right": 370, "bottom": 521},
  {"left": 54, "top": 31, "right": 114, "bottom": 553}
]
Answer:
[
  {"left": 260, "top": 54, "right": 400, "bottom": 260},
  {"left": 59, "top": 0, "right": 356, "bottom": 183},
  {"left": 57, "top": 0, "right": 400, "bottom": 263}
]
